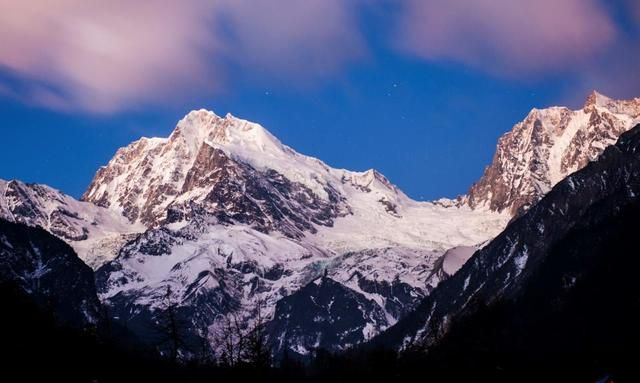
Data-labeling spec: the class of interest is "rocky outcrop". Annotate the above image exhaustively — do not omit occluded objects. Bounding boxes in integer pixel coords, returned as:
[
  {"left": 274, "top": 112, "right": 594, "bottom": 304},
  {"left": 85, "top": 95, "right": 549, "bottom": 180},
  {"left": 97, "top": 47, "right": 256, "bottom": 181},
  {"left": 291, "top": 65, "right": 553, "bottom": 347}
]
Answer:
[
  {"left": 267, "top": 277, "right": 389, "bottom": 358},
  {"left": 465, "top": 91, "right": 640, "bottom": 216},
  {"left": 1, "top": 179, "right": 90, "bottom": 241}
]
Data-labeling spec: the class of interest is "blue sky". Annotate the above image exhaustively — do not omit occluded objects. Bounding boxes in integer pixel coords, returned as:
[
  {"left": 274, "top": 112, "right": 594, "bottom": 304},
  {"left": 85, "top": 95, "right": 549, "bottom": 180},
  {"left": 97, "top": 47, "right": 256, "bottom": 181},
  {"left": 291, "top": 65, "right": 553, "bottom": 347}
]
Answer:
[{"left": 0, "top": 0, "right": 638, "bottom": 200}]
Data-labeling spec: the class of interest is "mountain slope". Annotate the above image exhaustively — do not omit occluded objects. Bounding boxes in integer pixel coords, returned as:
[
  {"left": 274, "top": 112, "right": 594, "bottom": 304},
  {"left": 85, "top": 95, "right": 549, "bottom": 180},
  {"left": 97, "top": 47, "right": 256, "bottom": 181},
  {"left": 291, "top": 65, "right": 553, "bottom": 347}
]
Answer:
[
  {"left": 267, "top": 276, "right": 389, "bottom": 358},
  {"left": 372, "top": 123, "right": 640, "bottom": 355},
  {"left": 82, "top": 109, "right": 507, "bottom": 253},
  {"left": 0, "top": 218, "right": 102, "bottom": 327},
  {"left": 404, "top": 186, "right": 640, "bottom": 381},
  {"left": 0, "top": 179, "right": 142, "bottom": 267}
]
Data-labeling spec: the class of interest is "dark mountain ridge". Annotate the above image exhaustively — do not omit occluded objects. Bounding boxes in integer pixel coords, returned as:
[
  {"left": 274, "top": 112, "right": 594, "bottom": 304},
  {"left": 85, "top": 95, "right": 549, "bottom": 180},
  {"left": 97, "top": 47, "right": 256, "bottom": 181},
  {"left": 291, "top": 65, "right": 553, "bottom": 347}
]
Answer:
[
  {"left": 363, "top": 124, "right": 640, "bottom": 380},
  {"left": 0, "top": 218, "right": 102, "bottom": 327}
]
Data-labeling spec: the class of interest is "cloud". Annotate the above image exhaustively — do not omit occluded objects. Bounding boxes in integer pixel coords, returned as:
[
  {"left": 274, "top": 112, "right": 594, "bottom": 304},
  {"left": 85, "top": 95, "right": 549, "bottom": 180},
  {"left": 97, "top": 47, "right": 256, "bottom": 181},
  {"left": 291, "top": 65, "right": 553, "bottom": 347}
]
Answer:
[
  {"left": 0, "top": 0, "right": 634, "bottom": 114},
  {"left": 562, "top": 0, "right": 640, "bottom": 102},
  {"left": 0, "top": 0, "right": 223, "bottom": 113},
  {"left": 0, "top": 0, "right": 366, "bottom": 113},
  {"left": 215, "top": 0, "right": 367, "bottom": 80},
  {"left": 633, "top": 0, "right": 640, "bottom": 22},
  {"left": 396, "top": 0, "right": 617, "bottom": 75}
]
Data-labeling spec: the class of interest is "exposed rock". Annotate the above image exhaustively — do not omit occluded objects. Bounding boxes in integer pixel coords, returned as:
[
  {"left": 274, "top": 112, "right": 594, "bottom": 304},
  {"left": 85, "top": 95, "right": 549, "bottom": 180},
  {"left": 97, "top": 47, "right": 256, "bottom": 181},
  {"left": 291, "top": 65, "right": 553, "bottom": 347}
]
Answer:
[
  {"left": 267, "top": 277, "right": 389, "bottom": 358},
  {"left": 465, "top": 91, "right": 640, "bottom": 216}
]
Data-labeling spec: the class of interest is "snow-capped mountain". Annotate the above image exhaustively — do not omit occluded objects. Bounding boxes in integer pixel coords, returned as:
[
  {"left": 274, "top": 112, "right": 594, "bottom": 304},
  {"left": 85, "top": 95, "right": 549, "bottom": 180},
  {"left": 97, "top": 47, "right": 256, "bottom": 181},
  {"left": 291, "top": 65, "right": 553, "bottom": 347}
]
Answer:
[
  {"left": 372, "top": 123, "right": 640, "bottom": 352},
  {"left": 85, "top": 110, "right": 506, "bottom": 357},
  {"left": 83, "top": 109, "right": 505, "bottom": 252},
  {"left": 464, "top": 91, "right": 640, "bottom": 216},
  {"left": 0, "top": 179, "right": 142, "bottom": 268},
  {"left": 2, "top": 91, "right": 638, "bottom": 359}
]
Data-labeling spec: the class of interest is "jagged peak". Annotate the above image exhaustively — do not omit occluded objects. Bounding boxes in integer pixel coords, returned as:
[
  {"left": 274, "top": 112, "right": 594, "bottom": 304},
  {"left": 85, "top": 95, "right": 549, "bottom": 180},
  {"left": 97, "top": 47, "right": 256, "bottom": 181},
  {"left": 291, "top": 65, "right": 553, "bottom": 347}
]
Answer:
[
  {"left": 363, "top": 168, "right": 382, "bottom": 179},
  {"left": 584, "top": 90, "right": 613, "bottom": 108},
  {"left": 171, "top": 108, "right": 284, "bottom": 153},
  {"left": 347, "top": 168, "right": 398, "bottom": 195},
  {"left": 366, "top": 169, "right": 394, "bottom": 188},
  {"left": 0, "top": 178, "right": 42, "bottom": 191},
  {"left": 183, "top": 108, "right": 219, "bottom": 119},
  {"left": 522, "top": 91, "right": 622, "bottom": 121}
]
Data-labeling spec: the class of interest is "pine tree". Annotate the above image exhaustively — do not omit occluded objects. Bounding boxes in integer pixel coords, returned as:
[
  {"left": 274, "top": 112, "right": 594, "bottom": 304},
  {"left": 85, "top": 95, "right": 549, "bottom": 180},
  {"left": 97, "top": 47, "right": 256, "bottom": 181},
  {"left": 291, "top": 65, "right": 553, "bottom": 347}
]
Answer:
[
  {"left": 242, "top": 300, "right": 271, "bottom": 369},
  {"left": 156, "top": 286, "right": 189, "bottom": 363}
]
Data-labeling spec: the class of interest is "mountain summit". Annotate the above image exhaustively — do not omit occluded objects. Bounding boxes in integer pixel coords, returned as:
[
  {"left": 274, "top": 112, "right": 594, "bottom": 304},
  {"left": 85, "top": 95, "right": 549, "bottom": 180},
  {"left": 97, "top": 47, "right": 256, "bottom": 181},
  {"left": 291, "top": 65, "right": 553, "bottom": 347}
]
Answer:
[
  {"left": 82, "top": 110, "right": 382, "bottom": 232},
  {"left": 82, "top": 109, "right": 504, "bottom": 251},
  {"left": 464, "top": 91, "right": 640, "bottom": 216}
]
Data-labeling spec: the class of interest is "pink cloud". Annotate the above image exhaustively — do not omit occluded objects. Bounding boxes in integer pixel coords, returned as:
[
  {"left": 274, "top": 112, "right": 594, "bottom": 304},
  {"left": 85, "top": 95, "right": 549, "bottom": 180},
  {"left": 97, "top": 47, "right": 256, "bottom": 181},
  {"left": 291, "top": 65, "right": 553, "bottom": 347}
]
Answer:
[
  {"left": 633, "top": 0, "right": 640, "bottom": 23},
  {"left": 397, "top": 0, "right": 617, "bottom": 75},
  {"left": 0, "top": 0, "right": 366, "bottom": 113},
  {"left": 215, "top": 0, "right": 367, "bottom": 80},
  {"left": 0, "top": 0, "right": 222, "bottom": 113}
]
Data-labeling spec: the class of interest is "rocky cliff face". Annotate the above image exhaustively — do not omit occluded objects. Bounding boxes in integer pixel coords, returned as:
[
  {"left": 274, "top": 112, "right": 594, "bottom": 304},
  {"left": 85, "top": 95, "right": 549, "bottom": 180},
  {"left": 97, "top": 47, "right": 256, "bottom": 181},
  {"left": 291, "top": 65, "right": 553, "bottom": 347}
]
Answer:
[
  {"left": 465, "top": 91, "right": 640, "bottom": 216},
  {"left": 82, "top": 111, "right": 352, "bottom": 234}
]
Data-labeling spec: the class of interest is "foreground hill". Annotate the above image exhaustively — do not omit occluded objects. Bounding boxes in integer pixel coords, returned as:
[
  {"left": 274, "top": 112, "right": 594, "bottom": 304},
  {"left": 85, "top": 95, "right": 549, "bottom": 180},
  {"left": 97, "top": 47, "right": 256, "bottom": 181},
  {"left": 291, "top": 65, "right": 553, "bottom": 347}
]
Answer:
[{"left": 369, "top": 124, "right": 640, "bottom": 380}]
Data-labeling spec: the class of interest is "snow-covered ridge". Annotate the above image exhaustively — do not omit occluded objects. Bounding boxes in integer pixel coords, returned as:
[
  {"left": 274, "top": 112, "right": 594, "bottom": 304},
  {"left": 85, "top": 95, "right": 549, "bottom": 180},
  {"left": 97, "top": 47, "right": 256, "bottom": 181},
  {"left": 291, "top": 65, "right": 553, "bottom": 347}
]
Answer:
[
  {"left": 83, "top": 108, "right": 508, "bottom": 253},
  {"left": 88, "top": 109, "right": 402, "bottom": 203},
  {"left": 0, "top": 178, "right": 143, "bottom": 267},
  {"left": 83, "top": 110, "right": 411, "bottom": 226}
]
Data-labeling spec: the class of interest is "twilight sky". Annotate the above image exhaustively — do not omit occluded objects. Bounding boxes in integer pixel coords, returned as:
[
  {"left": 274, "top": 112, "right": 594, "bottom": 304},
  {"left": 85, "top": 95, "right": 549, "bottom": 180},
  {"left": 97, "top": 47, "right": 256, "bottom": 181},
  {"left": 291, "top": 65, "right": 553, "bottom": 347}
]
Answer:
[{"left": 0, "top": 0, "right": 638, "bottom": 200}]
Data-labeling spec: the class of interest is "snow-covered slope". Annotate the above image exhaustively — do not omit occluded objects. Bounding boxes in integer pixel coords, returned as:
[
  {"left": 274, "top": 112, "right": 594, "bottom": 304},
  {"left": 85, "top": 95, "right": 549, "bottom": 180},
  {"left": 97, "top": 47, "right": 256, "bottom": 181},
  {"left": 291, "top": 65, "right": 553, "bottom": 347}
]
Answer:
[
  {"left": 83, "top": 93, "right": 640, "bottom": 358},
  {"left": 464, "top": 91, "right": 640, "bottom": 216},
  {"left": 0, "top": 179, "right": 143, "bottom": 268}
]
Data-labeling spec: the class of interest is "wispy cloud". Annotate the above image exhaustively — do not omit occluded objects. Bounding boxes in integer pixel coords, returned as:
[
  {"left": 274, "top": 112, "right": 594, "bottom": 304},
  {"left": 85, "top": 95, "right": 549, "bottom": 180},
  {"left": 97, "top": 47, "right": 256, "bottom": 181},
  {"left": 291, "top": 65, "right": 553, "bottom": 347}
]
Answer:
[
  {"left": 395, "top": 0, "right": 616, "bottom": 75},
  {"left": 0, "top": 1, "right": 222, "bottom": 113},
  {"left": 215, "top": 0, "right": 367, "bottom": 80},
  {"left": 0, "top": 0, "right": 366, "bottom": 113}
]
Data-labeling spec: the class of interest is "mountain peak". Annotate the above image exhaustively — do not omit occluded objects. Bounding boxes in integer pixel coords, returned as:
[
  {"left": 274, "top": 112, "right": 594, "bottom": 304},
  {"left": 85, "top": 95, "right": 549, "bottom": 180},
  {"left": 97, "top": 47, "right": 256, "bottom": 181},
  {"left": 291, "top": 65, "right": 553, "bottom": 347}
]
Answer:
[
  {"left": 466, "top": 93, "right": 640, "bottom": 216},
  {"left": 186, "top": 108, "right": 219, "bottom": 118},
  {"left": 172, "top": 108, "right": 283, "bottom": 154},
  {"left": 583, "top": 90, "right": 612, "bottom": 108}
]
